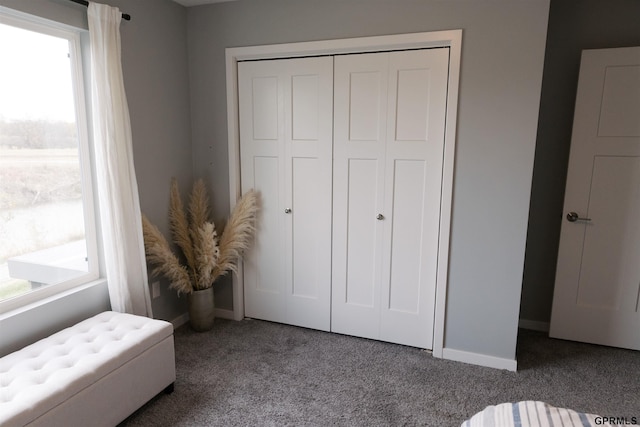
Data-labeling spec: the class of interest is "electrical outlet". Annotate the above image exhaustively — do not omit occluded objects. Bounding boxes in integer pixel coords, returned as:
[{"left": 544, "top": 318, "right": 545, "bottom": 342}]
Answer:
[{"left": 152, "top": 281, "right": 160, "bottom": 299}]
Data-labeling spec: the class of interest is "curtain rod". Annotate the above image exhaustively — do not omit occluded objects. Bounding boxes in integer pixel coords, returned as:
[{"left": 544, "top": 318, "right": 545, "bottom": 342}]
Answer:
[{"left": 68, "top": 0, "right": 131, "bottom": 21}]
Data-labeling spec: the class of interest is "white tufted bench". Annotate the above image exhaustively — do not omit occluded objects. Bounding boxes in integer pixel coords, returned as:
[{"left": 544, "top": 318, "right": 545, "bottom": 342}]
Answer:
[{"left": 0, "top": 311, "right": 176, "bottom": 427}]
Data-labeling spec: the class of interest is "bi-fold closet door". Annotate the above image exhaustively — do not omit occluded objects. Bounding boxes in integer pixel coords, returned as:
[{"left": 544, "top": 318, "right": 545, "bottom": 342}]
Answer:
[
  {"left": 332, "top": 49, "right": 449, "bottom": 349},
  {"left": 239, "top": 49, "right": 449, "bottom": 349},
  {"left": 238, "top": 57, "right": 334, "bottom": 331}
]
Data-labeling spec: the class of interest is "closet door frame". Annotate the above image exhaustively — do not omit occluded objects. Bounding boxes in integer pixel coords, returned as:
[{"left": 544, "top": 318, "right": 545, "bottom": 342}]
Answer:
[{"left": 225, "top": 30, "right": 462, "bottom": 359}]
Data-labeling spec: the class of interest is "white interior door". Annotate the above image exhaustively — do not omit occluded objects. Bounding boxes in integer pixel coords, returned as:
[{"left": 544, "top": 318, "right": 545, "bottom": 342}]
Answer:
[
  {"left": 550, "top": 46, "right": 640, "bottom": 350},
  {"left": 379, "top": 49, "right": 449, "bottom": 348},
  {"left": 332, "top": 52, "right": 389, "bottom": 340},
  {"left": 239, "top": 57, "right": 333, "bottom": 331},
  {"left": 332, "top": 48, "right": 449, "bottom": 348}
]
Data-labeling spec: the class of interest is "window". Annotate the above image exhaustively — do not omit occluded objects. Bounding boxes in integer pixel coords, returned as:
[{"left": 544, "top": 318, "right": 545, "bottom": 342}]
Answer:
[{"left": 0, "top": 11, "right": 99, "bottom": 312}]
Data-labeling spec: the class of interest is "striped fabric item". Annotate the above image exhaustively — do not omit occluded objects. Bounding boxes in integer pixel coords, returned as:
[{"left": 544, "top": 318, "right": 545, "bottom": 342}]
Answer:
[{"left": 461, "top": 401, "right": 610, "bottom": 427}]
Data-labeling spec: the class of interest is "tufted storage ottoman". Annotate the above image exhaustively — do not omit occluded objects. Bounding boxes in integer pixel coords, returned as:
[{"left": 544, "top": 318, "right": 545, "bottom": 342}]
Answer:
[{"left": 0, "top": 311, "right": 175, "bottom": 427}]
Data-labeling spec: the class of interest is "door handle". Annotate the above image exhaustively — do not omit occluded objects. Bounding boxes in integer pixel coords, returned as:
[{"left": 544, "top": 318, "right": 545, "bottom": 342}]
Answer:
[
  {"left": 376, "top": 214, "right": 385, "bottom": 220},
  {"left": 284, "top": 208, "right": 292, "bottom": 214},
  {"left": 566, "top": 211, "right": 591, "bottom": 222}
]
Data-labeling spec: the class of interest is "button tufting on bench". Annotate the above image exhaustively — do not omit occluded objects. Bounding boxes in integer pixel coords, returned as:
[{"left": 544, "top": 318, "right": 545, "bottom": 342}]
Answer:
[{"left": 0, "top": 311, "right": 174, "bottom": 427}]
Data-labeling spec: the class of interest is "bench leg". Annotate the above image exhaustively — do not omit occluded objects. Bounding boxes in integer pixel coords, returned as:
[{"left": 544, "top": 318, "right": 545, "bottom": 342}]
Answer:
[{"left": 163, "top": 383, "right": 175, "bottom": 394}]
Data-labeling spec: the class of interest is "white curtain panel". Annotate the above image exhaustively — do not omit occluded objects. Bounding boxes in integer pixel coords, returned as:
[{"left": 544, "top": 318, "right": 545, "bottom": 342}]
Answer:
[{"left": 88, "top": 2, "right": 153, "bottom": 317}]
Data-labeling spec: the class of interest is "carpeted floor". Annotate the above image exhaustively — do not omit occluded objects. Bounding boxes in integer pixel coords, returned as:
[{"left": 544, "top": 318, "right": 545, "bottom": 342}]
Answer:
[{"left": 120, "top": 318, "right": 640, "bottom": 426}]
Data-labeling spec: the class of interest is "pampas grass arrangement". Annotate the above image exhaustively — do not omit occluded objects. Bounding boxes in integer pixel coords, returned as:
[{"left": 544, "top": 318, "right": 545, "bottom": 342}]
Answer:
[{"left": 142, "top": 178, "right": 257, "bottom": 295}]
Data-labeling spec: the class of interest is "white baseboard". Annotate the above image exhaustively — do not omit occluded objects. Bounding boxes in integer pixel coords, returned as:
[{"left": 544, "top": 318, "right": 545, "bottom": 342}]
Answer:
[
  {"left": 442, "top": 348, "right": 518, "bottom": 371},
  {"left": 171, "top": 312, "right": 189, "bottom": 329},
  {"left": 171, "top": 308, "right": 236, "bottom": 329},
  {"left": 214, "top": 308, "right": 235, "bottom": 320},
  {"left": 518, "top": 319, "right": 550, "bottom": 332}
]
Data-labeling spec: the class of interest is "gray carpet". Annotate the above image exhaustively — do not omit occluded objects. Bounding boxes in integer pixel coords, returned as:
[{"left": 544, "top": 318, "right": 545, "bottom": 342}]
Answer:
[{"left": 120, "top": 318, "right": 640, "bottom": 426}]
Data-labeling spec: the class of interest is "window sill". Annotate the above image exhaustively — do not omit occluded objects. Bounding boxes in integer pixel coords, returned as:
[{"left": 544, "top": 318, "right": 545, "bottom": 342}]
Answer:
[
  {"left": 0, "top": 279, "right": 110, "bottom": 356},
  {"left": 0, "top": 279, "right": 108, "bottom": 320}
]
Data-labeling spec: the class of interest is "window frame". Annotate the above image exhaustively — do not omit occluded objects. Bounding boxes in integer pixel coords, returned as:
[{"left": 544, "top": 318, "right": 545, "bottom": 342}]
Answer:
[{"left": 0, "top": 9, "right": 101, "bottom": 314}]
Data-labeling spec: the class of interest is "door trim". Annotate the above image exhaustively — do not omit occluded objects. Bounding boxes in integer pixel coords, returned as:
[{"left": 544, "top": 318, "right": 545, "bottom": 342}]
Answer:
[{"left": 225, "top": 30, "right": 462, "bottom": 358}]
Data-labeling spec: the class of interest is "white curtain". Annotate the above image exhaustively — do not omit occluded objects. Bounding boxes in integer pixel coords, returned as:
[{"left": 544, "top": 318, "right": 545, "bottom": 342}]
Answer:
[{"left": 88, "top": 3, "right": 153, "bottom": 317}]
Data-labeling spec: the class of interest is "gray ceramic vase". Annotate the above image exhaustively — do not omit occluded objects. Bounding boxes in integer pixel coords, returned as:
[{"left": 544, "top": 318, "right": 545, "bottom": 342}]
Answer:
[{"left": 188, "top": 287, "right": 215, "bottom": 332}]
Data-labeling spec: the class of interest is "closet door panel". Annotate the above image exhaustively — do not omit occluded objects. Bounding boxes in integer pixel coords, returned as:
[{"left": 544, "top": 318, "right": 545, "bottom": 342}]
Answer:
[
  {"left": 290, "top": 158, "right": 322, "bottom": 298},
  {"left": 251, "top": 76, "right": 280, "bottom": 141},
  {"left": 239, "top": 60, "right": 287, "bottom": 323},
  {"left": 387, "top": 159, "right": 426, "bottom": 314},
  {"left": 291, "top": 74, "right": 319, "bottom": 140},
  {"left": 243, "top": 156, "right": 287, "bottom": 321},
  {"left": 380, "top": 48, "right": 449, "bottom": 348},
  {"left": 345, "top": 159, "right": 381, "bottom": 308},
  {"left": 287, "top": 155, "right": 331, "bottom": 329},
  {"left": 381, "top": 157, "right": 433, "bottom": 347},
  {"left": 239, "top": 57, "right": 332, "bottom": 331},
  {"left": 284, "top": 57, "right": 333, "bottom": 330},
  {"left": 388, "top": 49, "right": 449, "bottom": 145},
  {"left": 394, "top": 68, "right": 431, "bottom": 142},
  {"left": 331, "top": 158, "right": 383, "bottom": 339},
  {"left": 348, "top": 70, "right": 384, "bottom": 141},
  {"left": 252, "top": 157, "right": 283, "bottom": 296},
  {"left": 332, "top": 53, "right": 389, "bottom": 339}
]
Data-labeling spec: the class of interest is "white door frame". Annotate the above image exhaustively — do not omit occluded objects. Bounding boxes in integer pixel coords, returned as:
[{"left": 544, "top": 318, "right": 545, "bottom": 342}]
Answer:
[{"left": 225, "top": 30, "right": 462, "bottom": 358}]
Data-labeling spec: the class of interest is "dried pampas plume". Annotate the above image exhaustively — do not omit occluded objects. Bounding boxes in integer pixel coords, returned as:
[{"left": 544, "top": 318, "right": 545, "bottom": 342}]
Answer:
[
  {"left": 195, "top": 222, "right": 218, "bottom": 290},
  {"left": 142, "top": 215, "right": 192, "bottom": 295},
  {"left": 213, "top": 189, "right": 257, "bottom": 280},
  {"left": 169, "top": 178, "right": 196, "bottom": 280},
  {"left": 142, "top": 178, "right": 258, "bottom": 294}
]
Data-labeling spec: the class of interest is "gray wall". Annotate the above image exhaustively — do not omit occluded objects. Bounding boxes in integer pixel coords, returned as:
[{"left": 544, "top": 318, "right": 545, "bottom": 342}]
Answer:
[
  {"left": 520, "top": 0, "right": 640, "bottom": 324},
  {"left": 0, "top": 0, "right": 192, "bottom": 355},
  {"left": 187, "top": 0, "right": 550, "bottom": 361}
]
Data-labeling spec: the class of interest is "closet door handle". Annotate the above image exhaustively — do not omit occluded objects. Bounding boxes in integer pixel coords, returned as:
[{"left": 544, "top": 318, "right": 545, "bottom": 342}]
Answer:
[
  {"left": 376, "top": 214, "right": 385, "bottom": 220},
  {"left": 284, "top": 208, "right": 292, "bottom": 214}
]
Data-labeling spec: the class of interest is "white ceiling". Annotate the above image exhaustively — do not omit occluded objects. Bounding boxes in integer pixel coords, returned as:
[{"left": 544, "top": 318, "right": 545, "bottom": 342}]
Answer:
[{"left": 173, "top": 0, "right": 235, "bottom": 6}]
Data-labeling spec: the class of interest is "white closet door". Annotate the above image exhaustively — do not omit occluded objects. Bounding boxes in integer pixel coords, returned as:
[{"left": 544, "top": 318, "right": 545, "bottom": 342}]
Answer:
[
  {"left": 379, "top": 49, "right": 449, "bottom": 348},
  {"left": 332, "top": 49, "right": 449, "bottom": 348},
  {"left": 332, "top": 53, "right": 389, "bottom": 340},
  {"left": 239, "top": 57, "right": 333, "bottom": 331}
]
